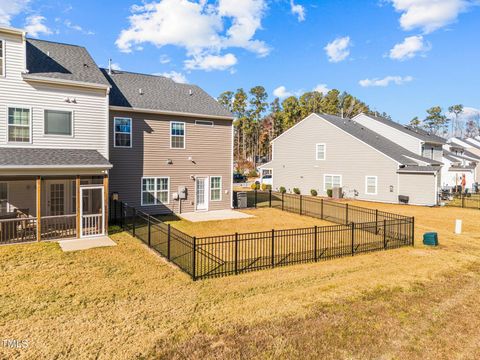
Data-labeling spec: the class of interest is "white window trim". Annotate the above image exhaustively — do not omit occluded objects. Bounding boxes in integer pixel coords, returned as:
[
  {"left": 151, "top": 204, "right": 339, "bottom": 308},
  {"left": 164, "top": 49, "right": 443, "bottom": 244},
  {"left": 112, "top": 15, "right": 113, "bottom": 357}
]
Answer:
[
  {"left": 6, "top": 105, "right": 32, "bottom": 144},
  {"left": 0, "top": 181, "right": 9, "bottom": 212},
  {"left": 316, "top": 143, "right": 326, "bottom": 160},
  {"left": 141, "top": 177, "right": 170, "bottom": 206},
  {"left": 113, "top": 117, "right": 132, "bottom": 148},
  {"left": 210, "top": 176, "right": 222, "bottom": 201},
  {"left": 170, "top": 121, "right": 186, "bottom": 149},
  {"left": 0, "top": 39, "right": 5, "bottom": 78},
  {"left": 43, "top": 108, "right": 74, "bottom": 137},
  {"left": 365, "top": 176, "right": 378, "bottom": 195},
  {"left": 323, "top": 174, "right": 342, "bottom": 191},
  {"left": 195, "top": 120, "right": 214, "bottom": 127}
]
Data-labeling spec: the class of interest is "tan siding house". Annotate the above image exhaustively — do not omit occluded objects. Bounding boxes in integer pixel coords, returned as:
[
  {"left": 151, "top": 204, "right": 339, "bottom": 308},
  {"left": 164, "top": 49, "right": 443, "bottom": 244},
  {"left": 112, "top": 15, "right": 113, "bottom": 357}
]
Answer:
[{"left": 260, "top": 113, "right": 442, "bottom": 206}]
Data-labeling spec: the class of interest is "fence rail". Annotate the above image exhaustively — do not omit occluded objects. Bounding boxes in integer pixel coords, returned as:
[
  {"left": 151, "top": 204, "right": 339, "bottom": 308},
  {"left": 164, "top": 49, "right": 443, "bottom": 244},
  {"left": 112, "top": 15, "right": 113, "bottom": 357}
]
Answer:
[
  {"left": 110, "top": 192, "right": 414, "bottom": 280},
  {"left": 444, "top": 193, "right": 480, "bottom": 209}
]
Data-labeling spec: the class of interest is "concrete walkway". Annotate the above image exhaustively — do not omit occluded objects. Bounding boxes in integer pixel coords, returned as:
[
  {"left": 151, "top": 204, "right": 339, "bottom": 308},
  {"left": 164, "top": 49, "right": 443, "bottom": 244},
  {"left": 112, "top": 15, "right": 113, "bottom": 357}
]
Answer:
[
  {"left": 58, "top": 236, "right": 116, "bottom": 252},
  {"left": 180, "top": 209, "right": 254, "bottom": 222}
]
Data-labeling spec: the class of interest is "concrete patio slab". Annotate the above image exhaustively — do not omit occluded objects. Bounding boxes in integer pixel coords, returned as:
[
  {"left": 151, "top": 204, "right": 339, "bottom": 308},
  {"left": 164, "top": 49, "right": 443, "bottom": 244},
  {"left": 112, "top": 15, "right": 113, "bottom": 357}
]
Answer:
[
  {"left": 58, "top": 236, "right": 116, "bottom": 252},
  {"left": 180, "top": 210, "right": 254, "bottom": 222}
]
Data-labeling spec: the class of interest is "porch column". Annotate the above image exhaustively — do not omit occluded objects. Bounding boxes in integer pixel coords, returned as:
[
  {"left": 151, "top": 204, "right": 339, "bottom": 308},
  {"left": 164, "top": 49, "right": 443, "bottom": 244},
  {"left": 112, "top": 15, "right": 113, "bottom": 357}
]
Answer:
[
  {"left": 36, "top": 177, "right": 41, "bottom": 242},
  {"left": 104, "top": 174, "right": 109, "bottom": 235},
  {"left": 76, "top": 176, "right": 81, "bottom": 239}
]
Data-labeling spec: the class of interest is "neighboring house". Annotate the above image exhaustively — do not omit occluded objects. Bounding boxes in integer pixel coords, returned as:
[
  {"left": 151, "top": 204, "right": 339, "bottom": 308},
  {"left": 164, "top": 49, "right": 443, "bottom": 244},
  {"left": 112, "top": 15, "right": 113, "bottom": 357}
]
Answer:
[
  {"left": 0, "top": 26, "right": 111, "bottom": 241},
  {"left": 441, "top": 142, "right": 479, "bottom": 190},
  {"left": 259, "top": 113, "right": 442, "bottom": 206},
  {"left": 102, "top": 69, "right": 234, "bottom": 214},
  {"left": 449, "top": 137, "right": 480, "bottom": 185}
]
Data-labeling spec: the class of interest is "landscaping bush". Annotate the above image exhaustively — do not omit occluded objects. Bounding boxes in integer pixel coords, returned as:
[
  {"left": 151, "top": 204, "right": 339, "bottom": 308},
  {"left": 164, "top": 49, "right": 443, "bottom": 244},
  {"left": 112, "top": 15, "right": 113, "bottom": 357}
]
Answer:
[
  {"left": 248, "top": 169, "right": 258, "bottom": 178},
  {"left": 327, "top": 189, "right": 333, "bottom": 197},
  {"left": 251, "top": 182, "right": 260, "bottom": 190},
  {"left": 310, "top": 189, "right": 318, "bottom": 196},
  {"left": 293, "top": 188, "right": 301, "bottom": 195},
  {"left": 279, "top": 186, "right": 286, "bottom": 194},
  {"left": 261, "top": 183, "right": 272, "bottom": 191}
]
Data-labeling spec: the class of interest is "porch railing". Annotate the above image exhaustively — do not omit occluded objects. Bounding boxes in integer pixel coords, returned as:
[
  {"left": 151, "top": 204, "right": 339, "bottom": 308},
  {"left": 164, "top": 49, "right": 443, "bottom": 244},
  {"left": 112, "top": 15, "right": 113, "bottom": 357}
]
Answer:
[
  {"left": 82, "top": 214, "right": 103, "bottom": 237},
  {"left": 41, "top": 215, "right": 77, "bottom": 241},
  {"left": 0, "top": 217, "right": 37, "bottom": 244}
]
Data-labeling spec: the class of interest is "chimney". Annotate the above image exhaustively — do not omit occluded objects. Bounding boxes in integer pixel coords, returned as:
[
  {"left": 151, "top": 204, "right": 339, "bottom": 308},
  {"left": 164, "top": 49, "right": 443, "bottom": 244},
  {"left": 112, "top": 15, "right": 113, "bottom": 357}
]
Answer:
[{"left": 108, "top": 58, "right": 112, "bottom": 75}]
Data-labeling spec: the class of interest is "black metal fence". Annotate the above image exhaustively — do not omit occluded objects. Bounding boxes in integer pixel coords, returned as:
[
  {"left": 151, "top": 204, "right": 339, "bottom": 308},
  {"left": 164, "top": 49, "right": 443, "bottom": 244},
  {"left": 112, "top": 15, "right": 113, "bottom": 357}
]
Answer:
[{"left": 109, "top": 192, "right": 414, "bottom": 280}]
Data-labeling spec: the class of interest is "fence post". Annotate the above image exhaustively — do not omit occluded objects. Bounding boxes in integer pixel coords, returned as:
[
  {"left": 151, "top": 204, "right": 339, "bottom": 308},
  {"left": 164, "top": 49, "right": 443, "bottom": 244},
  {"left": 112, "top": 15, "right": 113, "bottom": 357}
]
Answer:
[
  {"left": 121, "top": 202, "right": 125, "bottom": 230},
  {"left": 462, "top": 194, "right": 465, "bottom": 208},
  {"left": 383, "top": 219, "right": 387, "bottom": 250},
  {"left": 321, "top": 199, "right": 324, "bottom": 220},
  {"left": 167, "top": 224, "right": 171, "bottom": 260},
  {"left": 113, "top": 200, "right": 117, "bottom": 226},
  {"left": 235, "top": 232, "right": 239, "bottom": 275},
  {"left": 299, "top": 195, "right": 303, "bottom": 215},
  {"left": 271, "top": 229, "right": 275, "bottom": 268},
  {"left": 345, "top": 203, "right": 349, "bottom": 225},
  {"left": 269, "top": 189, "right": 272, "bottom": 208},
  {"left": 314, "top": 225, "right": 318, "bottom": 262},
  {"left": 255, "top": 189, "right": 258, "bottom": 208},
  {"left": 281, "top": 192, "right": 284, "bottom": 211},
  {"left": 351, "top": 222, "right": 355, "bottom": 256},
  {"left": 411, "top": 217, "right": 415, "bottom": 247},
  {"left": 375, "top": 209, "right": 379, "bottom": 234},
  {"left": 132, "top": 208, "right": 136, "bottom": 237},
  {"left": 192, "top": 236, "right": 197, "bottom": 281},
  {"left": 147, "top": 216, "right": 151, "bottom": 247}
]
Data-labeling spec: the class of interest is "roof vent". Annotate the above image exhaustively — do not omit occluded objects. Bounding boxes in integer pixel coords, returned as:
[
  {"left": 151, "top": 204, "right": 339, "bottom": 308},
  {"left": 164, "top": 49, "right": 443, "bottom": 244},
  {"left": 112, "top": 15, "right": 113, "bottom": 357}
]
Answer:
[
  {"left": 139, "top": 88, "right": 144, "bottom": 95},
  {"left": 189, "top": 89, "right": 193, "bottom": 96}
]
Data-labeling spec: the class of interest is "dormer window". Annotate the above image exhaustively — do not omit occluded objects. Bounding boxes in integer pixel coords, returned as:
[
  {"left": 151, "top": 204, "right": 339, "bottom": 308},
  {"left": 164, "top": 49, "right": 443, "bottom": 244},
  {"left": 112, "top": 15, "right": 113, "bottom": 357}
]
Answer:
[{"left": 0, "top": 39, "right": 4, "bottom": 77}]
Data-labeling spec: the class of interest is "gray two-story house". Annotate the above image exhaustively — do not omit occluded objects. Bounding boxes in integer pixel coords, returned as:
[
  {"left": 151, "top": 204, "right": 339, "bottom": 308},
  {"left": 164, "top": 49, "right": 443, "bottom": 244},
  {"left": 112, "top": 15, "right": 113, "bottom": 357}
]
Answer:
[{"left": 259, "top": 113, "right": 442, "bottom": 206}]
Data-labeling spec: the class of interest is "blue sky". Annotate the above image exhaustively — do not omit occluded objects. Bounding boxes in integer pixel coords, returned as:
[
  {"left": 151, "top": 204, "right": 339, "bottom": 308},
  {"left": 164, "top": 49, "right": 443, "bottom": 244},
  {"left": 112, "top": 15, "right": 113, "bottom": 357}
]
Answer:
[{"left": 1, "top": 0, "right": 480, "bottom": 123}]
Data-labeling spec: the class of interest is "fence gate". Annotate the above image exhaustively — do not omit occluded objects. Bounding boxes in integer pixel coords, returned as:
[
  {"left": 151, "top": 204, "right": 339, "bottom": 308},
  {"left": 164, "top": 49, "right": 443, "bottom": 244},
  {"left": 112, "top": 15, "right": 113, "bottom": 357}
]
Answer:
[{"left": 80, "top": 185, "right": 104, "bottom": 238}]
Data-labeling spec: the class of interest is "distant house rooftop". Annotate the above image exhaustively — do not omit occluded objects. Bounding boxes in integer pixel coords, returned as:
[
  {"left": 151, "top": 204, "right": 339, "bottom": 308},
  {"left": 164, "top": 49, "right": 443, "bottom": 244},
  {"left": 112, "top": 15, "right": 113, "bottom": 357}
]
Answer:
[{"left": 101, "top": 69, "right": 233, "bottom": 119}]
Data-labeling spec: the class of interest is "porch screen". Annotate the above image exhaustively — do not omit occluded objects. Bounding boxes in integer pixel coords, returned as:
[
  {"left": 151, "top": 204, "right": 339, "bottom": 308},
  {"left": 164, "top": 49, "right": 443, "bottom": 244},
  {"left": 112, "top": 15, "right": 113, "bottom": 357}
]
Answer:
[{"left": 0, "top": 183, "right": 7, "bottom": 213}]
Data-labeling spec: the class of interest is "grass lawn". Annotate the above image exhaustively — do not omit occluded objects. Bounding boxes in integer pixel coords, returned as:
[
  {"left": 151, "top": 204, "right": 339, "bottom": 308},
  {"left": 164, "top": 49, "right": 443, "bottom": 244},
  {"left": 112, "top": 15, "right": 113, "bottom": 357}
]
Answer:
[
  {"left": 157, "top": 207, "right": 334, "bottom": 237},
  {"left": 2, "top": 202, "right": 480, "bottom": 359}
]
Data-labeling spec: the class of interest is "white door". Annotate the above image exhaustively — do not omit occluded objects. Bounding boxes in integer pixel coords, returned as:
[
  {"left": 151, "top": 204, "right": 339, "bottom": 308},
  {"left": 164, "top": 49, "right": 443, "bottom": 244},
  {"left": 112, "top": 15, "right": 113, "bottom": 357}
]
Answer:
[
  {"left": 195, "top": 177, "right": 209, "bottom": 211},
  {"left": 47, "top": 182, "right": 66, "bottom": 216},
  {"left": 80, "top": 186, "right": 104, "bottom": 238}
]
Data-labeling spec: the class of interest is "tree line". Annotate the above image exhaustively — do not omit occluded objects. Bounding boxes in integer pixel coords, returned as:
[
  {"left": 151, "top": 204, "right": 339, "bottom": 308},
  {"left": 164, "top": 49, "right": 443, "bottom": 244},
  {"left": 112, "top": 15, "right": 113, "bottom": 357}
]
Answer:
[{"left": 218, "top": 86, "right": 386, "bottom": 171}]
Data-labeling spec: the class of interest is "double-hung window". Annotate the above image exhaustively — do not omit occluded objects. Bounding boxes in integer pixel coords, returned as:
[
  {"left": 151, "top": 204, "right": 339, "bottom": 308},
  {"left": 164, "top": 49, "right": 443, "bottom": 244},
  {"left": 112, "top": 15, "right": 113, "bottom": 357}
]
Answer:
[
  {"left": 316, "top": 143, "right": 326, "bottom": 160},
  {"left": 142, "top": 177, "right": 169, "bottom": 206},
  {"left": 0, "top": 39, "right": 4, "bottom": 77},
  {"left": 171, "top": 122, "right": 185, "bottom": 149},
  {"left": 44, "top": 110, "right": 72, "bottom": 136},
  {"left": 324, "top": 174, "right": 342, "bottom": 191},
  {"left": 114, "top": 117, "right": 132, "bottom": 147},
  {"left": 8, "top": 107, "right": 31, "bottom": 143},
  {"left": 210, "top": 176, "right": 222, "bottom": 201},
  {"left": 0, "top": 182, "right": 8, "bottom": 213},
  {"left": 365, "top": 176, "right": 378, "bottom": 195}
]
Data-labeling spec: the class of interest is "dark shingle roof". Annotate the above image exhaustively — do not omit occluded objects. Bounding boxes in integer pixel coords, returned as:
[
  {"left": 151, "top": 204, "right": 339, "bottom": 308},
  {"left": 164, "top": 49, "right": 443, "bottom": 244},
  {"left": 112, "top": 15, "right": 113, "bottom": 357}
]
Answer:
[
  {"left": 0, "top": 148, "right": 111, "bottom": 168},
  {"left": 366, "top": 114, "right": 446, "bottom": 144},
  {"left": 316, "top": 113, "right": 442, "bottom": 166},
  {"left": 24, "top": 39, "right": 109, "bottom": 87},
  {"left": 101, "top": 69, "right": 233, "bottom": 118}
]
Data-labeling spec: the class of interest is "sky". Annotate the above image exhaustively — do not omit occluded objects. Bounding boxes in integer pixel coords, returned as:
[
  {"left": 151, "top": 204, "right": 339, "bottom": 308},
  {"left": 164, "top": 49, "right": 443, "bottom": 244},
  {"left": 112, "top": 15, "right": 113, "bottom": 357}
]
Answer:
[{"left": 1, "top": 0, "right": 480, "bottom": 124}]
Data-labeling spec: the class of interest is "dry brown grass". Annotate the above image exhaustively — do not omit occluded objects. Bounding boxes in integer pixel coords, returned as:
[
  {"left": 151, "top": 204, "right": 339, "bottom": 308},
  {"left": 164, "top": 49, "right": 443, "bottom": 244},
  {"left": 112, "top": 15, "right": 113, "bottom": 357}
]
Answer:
[
  {"left": 1, "top": 202, "right": 480, "bottom": 359},
  {"left": 158, "top": 207, "right": 334, "bottom": 237}
]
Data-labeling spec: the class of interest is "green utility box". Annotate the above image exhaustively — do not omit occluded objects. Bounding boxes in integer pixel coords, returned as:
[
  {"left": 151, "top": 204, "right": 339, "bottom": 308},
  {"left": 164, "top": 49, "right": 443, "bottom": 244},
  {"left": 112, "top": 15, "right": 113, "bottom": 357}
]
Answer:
[{"left": 423, "top": 232, "right": 439, "bottom": 246}]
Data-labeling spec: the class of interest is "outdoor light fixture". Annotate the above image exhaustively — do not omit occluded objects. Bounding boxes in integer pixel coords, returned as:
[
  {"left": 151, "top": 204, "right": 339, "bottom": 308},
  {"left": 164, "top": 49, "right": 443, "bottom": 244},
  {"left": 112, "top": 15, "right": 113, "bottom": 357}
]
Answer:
[
  {"left": 390, "top": 185, "right": 394, "bottom": 193},
  {"left": 111, "top": 192, "right": 119, "bottom": 201},
  {"left": 166, "top": 159, "right": 173, "bottom": 164}
]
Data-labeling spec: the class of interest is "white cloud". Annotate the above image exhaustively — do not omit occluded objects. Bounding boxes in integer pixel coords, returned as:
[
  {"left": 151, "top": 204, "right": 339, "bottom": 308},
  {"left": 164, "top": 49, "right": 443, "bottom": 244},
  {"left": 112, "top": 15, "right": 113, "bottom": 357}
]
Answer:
[
  {"left": 389, "top": 0, "right": 472, "bottom": 33},
  {"left": 324, "top": 36, "right": 351, "bottom": 63},
  {"left": 0, "top": 0, "right": 30, "bottom": 26},
  {"left": 273, "top": 86, "right": 293, "bottom": 98},
  {"left": 359, "top": 75, "right": 413, "bottom": 87},
  {"left": 64, "top": 19, "right": 94, "bottom": 35},
  {"left": 25, "top": 15, "right": 52, "bottom": 37},
  {"left": 156, "top": 71, "right": 188, "bottom": 83},
  {"left": 159, "top": 54, "right": 171, "bottom": 64},
  {"left": 290, "top": 0, "right": 306, "bottom": 22},
  {"left": 116, "top": 0, "right": 269, "bottom": 71},
  {"left": 313, "top": 84, "right": 330, "bottom": 94},
  {"left": 110, "top": 62, "right": 122, "bottom": 71},
  {"left": 389, "top": 35, "right": 431, "bottom": 60},
  {"left": 184, "top": 53, "right": 237, "bottom": 71}
]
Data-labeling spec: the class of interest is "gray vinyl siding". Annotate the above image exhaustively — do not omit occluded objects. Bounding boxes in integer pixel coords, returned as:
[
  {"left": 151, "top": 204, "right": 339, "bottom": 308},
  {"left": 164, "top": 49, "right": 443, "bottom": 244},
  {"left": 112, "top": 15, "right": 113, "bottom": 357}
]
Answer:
[
  {"left": 398, "top": 173, "right": 437, "bottom": 206},
  {"left": 355, "top": 114, "right": 422, "bottom": 155},
  {"left": 109, "top": 110, "right": 233, "bottom": 214},
  {"left": 0, "top": 31, "right": 109, "bottom": 158},
  {"left": 422, "top": 144, "right": 443, "bottom": 162},
  {"left": 268, "top": 114, "right": 400, "bottom": 203}
]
